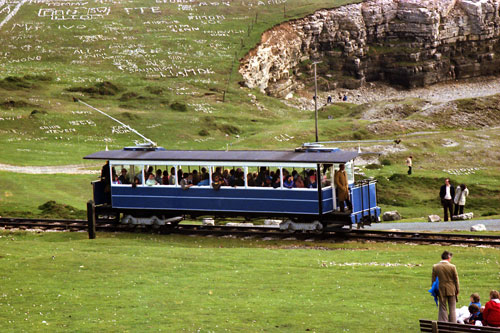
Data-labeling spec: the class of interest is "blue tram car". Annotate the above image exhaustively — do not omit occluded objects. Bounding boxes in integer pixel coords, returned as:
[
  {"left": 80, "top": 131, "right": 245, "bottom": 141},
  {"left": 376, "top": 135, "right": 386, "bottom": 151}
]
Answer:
[{"left": 84, "top": 145, "right": 380, "bottom": 230}]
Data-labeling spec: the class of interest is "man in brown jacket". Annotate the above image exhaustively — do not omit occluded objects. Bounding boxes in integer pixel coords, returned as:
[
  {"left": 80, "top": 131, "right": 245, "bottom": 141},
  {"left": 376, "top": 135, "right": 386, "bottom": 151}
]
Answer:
[
  {"left": 432, "top": 251, "right": 460, "bottom": 322},
  {"left": 334, "top": 164, "right": 351, "bottom": 212}
]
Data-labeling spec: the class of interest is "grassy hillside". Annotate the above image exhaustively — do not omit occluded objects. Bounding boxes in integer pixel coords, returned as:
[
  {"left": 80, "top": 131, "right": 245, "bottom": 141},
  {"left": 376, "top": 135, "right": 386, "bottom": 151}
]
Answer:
[
  {"left": 0, "top": 0, "right": 499, "bottom": 220},
  {"left": 0, "top": 0, "right": 361, "bottom": 165}
]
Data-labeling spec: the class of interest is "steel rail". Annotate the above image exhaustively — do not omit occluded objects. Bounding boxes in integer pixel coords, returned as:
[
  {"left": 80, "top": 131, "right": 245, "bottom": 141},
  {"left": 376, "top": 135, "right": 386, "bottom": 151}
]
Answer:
[{"left": 1, "top": 217, "right": 499, "bottom": 246}]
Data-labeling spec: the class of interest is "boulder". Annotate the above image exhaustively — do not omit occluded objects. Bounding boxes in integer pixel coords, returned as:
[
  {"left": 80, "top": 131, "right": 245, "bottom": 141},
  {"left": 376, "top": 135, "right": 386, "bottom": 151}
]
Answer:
[
  {"left": 470, "top": 224, "right": 486, "bottom": 232},
  {"left": 202, "top": 218, "right": 215, "bottom": 226},
  {"left": 428, "top": 214, "right": 441, "bottom": 222},
  {"left": 452, "top": 212, "right": 474, "bottom": 220},
  {"left": 382, "top": 211, "right": 402, "bottom": 221}
]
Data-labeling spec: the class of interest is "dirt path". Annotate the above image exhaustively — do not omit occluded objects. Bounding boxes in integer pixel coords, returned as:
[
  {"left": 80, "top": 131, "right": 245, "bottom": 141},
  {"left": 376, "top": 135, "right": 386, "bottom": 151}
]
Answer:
[
  {"left": 0, "top": 163, "right": 100, "bottom": 174},
  {"left": 290, "top": 75, "right": 500, "bottom": 110}
]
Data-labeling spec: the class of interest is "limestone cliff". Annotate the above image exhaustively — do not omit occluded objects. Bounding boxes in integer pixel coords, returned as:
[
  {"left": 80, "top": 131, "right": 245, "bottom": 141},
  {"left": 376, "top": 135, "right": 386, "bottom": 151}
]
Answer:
[{"left": 239, "top": 0, "right": 500, "bottom": 97}]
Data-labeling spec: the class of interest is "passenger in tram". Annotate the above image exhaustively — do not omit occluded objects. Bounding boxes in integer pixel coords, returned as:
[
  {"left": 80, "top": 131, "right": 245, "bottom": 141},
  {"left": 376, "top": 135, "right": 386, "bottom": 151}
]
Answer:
[
  {"left": 177, "top": 168, "right": 183, "bottom": 182},
  {"left": 201, "top": 167, "right": 207, "bottom": 178},
  {"left": 192, "top": 169, "right": 200, "bottom": 185},
  {"left": 132, "top": 176, "right": 141, "bottom": 188},
  {"left": 118, "top": 168, "right": 130, "bottom": 184},
  {"left": 283, "top": 175, "right": 294, "bottom": 189},
  {"left": 155, "top": 169, "right": 162, "bottom": 184},
  {"left": 162, "top": 170, "right": 169, "bottom": 185},
  {"left": 294, "top": 175, "right": 305, "bottom": 188},
  {"left": 234, "top": 169, "right": 245, "bottom": 187},
  {"left": 112, "top": 174, "right": 121, "bottom": 184},
  {"left": 264, "top": 175, "right": 273, "bottom": 187},
  {"left": 272, "top": 169, "right": 281, "bottom": 188},
  {"left": 334, "top": 164, "right": 352, "bottom": 212},
  {"left": 307, "top": 170, "right": 317, "bottom": 188},
  {"left": 146, "top": 173, "right": 158, "bottom": 186},
  {"left": 145, "top": 166, "right": 154, "bottom": 179},
  {"left": 180, "top": 173, "right": 193, "bottom": 190},
  {"left": 247, "top": 173, "right": 256, "bottom": 187},
  {"left": 228, "top": 169, "right": 236, "bottom": 186},
  {"left": 169, "top": 167, "right": 176, "bottom": 185},
  {"left": 255, "top": 167, "right": 267, "bottom": 187},
  {"left": 212, "top": 174, "right": 224, "bottom": 190},
  {"left": 212, "top": 167, "right": 222, "bottom": 180},
  {"left": 198, "top": 173, "right": 210, "bottom": 186}
]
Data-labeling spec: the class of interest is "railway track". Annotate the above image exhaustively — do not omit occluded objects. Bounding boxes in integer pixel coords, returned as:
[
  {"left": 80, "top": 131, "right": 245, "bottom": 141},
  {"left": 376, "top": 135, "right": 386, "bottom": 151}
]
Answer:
[{"left": 1, "top": 217, "right": 499, "bottom": 246}]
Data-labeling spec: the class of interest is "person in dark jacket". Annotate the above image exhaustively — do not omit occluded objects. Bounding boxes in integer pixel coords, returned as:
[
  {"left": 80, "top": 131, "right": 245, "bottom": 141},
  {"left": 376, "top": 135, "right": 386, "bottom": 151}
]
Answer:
[{"left": 439, "top": 178, "right": 455, "bottom": 222}]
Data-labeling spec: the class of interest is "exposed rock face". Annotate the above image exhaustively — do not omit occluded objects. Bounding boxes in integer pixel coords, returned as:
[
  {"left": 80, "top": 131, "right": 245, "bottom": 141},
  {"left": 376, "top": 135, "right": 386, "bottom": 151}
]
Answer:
[{"left": 240, "top": 0, "right": 500, "bottom": 97}]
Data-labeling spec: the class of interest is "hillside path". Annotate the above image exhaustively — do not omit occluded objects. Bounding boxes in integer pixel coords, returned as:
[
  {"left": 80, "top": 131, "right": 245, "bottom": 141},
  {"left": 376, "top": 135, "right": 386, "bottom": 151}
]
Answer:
[
  {"left": 293, "top": 75, "right": 500, "bottom": 110},
  {"left": 369, "top": 219, "right": 500, "bottom": 232},
  {"left": 0, "top": 163, "right": 100, "bottom": 174}
]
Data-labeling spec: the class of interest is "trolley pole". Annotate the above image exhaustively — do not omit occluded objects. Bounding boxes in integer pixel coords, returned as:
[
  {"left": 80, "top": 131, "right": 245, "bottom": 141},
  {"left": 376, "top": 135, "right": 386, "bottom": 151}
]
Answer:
[{"left": 313, "top": 61, "right": 321, "bottom": 142}]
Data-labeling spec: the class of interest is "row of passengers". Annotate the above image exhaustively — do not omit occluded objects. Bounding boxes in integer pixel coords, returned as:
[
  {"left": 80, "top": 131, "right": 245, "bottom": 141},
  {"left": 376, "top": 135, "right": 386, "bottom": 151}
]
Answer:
[{"left": 114, "top": 166, "right": 322, "bottom": 189}]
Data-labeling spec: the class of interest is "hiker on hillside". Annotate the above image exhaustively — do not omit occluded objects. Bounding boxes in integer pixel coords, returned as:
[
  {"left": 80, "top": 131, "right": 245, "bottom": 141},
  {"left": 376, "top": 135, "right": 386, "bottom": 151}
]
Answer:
[
  {"left": 406, "top": 155, "right": 413, "bottom": 175},
  {"left": 453, "top": 184, "right": 469, "bottom": 216},
  {"left": 439, "top": 178, "right": 455, "bottom": 221}
]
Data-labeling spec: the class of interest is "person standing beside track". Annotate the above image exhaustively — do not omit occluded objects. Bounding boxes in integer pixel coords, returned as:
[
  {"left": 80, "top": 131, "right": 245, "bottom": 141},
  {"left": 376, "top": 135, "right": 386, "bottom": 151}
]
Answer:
[
  {"left": 432, "top": 251, "right": 460, "bottom": 323},
  {"left": 439, "top": 178, "right": 455, "bottom": 222}
]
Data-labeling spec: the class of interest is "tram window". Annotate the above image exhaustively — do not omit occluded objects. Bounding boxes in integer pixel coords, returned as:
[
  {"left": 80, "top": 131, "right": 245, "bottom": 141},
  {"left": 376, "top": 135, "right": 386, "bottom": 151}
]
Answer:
[
  {"left": 134, "top": 165, "right": 145, "bottom": 186},
  {"left": 345, "top": 162, "right": 354, "bottom": 184},
  {"left": 152, "top": 165, "right": 174, "bottom": 186}
]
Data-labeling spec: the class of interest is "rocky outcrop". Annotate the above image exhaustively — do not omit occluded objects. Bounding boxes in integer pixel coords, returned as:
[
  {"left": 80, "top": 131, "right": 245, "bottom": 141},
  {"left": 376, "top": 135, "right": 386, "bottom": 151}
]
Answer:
[{"left": 240, "top": 0, "right": 500, "bottom": 97}]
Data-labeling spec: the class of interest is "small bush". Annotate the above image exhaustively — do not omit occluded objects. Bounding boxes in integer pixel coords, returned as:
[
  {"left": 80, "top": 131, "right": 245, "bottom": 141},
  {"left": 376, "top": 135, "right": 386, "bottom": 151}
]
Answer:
[
  {"left": 67, "top": 81, "right": 121, "bottom": 96},
  {"left": 146, "top": 86, "right": 164, "bottom": 95},
  {"left": 482, "top": 211, "right": 498, "bottom": 217},
  {"left": 170, "top": 102, "right": 187, "bottom": 112},
  {"left": 29, "top": 109, "right": 47, "bottom": 118},
  {"left": 119, "top": 92, "right": 139, "bottom": 101},
  {"left": 365, "top": 163, "right": 383, "bottom": 170},
  {"left": 219, "top": 124, "right": 240, "bottom": 135},
  {"left": 352, "top": 129, "right": 370, "bottom": 140},
  {"left": 0, "top": 100, "right": 33, "bottom": 109},
  {"left": 381, "top": 159, "right": 392, "bottom": 166},
  {"left": 198, "top": 129, "right": 210, "bottom": 136},
  {"left": 38, "top": 201, "right": 85, "bottom": 219}
]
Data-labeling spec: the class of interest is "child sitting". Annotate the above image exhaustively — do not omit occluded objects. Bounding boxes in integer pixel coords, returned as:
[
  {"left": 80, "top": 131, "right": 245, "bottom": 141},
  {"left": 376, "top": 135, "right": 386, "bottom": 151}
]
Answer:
[
  {"left": 464, "top": 304, "right": 483, "bottom": 325},
  {"left": 470, "top": 293, "right": 481, "bottom": 308}
]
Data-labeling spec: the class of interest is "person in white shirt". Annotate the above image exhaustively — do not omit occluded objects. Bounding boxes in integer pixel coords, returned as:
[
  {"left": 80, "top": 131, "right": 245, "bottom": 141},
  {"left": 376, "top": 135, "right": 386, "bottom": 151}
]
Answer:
[
  {"left": 406, "top": 155, "right": 413, "bottom": 175},
  {"left": 439, "top": 178, "right": 455, "bottom": 221},
  {"left": 454, "top": 184, "right": 469, "bottom": 216}
]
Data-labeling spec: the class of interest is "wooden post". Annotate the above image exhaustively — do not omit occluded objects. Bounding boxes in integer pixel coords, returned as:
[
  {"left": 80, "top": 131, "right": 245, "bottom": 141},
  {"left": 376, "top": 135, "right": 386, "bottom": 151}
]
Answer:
[
  {"left": 431, "top": 321, "right": 438, "bottom": 333},
  {"left": 87, "top": 200, "right": 96, "bottom": 239}
]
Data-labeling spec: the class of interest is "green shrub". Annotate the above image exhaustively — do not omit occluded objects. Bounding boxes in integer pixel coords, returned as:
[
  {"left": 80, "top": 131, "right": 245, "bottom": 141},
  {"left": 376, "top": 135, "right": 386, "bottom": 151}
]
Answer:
[
  {"left": 38, "top": 200, "right": 85, "bottom": 219},
  {"left": 481, "top": 211, "right": 498, "bottom": 217},
  {"left": 381, "top": 159, "right": 392, "bottom": 166},
  {"left": 365, "top": 163, "right": 383, "bottom": 170},
  {"left": 198, "top": 129, "right": 210, "bottom": 136},
  {"left": 170, "top": 102, "right": 187, "bottom": 112}
]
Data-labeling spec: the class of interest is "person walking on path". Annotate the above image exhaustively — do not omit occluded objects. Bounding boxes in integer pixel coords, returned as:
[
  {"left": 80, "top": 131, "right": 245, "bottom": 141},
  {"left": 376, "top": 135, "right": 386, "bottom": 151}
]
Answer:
[
  {"left": 432, "top": 251, "right": 460, "bottom": 322},
  {"left": 406, "top": 155, "right": 413, "bottom": 175},
  {"left": 440, "top": 178, "right": 455, "bottom": 221},
  {"left": 453, "top": 184, "right": 469, "bottom": 216}
]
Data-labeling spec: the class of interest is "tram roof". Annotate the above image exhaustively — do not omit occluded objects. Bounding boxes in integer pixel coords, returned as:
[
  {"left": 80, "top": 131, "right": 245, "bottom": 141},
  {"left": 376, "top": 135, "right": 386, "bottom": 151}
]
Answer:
[{"left": 84, "top": 149, "right": 359, "bottom": 164}]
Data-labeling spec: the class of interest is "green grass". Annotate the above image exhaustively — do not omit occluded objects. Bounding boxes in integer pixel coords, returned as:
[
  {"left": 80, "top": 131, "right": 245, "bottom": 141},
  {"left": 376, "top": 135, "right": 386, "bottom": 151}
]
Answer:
[
  {"left": 1, "top": 231, "right": 499, "bottom": 332},
  {"left": 0, "top": 172, "right": 94, "bottom": 217}
]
